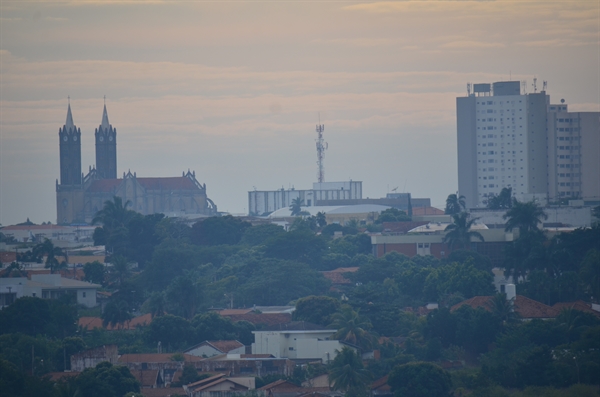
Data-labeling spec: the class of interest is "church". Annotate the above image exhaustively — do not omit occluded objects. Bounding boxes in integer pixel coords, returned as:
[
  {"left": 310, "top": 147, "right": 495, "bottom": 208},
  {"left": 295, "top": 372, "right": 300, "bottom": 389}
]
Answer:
[{"left": 56, "top": 103, "right": 217, "bottom": 224}]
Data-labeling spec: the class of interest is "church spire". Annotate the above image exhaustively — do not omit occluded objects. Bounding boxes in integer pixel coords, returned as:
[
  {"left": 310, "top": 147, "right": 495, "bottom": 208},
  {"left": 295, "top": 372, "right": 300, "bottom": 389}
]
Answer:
[
  {"left": 101, "top": 102, "right": 110, "bottom": 130},
  {"left": 65, "top": 98, "right": 74, "bottom": 131}
]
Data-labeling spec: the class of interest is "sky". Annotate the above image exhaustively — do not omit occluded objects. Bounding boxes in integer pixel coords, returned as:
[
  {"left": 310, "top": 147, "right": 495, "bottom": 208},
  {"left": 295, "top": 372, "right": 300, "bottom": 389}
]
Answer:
[{"left": 1, "top": 0, "right": 599, "bottom": 226}]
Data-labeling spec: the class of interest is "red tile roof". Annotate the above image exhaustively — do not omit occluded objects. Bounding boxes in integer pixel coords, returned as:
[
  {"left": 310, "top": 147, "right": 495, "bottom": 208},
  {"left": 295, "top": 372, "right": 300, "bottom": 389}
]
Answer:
[
  {"left": 141, "top": 388, "right": 186, "bottom": 397},
  {"left": 78, "top": 313, "right": 153, "bottom": 331},
  {"left": 451, "top": 295, "right": 559, "bottom": 319},
  {"left": 218, "top": 309, "right": 253, "bottom": 316},
  {"left": 208, "top": 340, "right": 245, "bottom": 352},
  {"left": 371, "top": 375, "right": 390, "bottom": 391},
  {"left": 552, "top": 301, "right": 600, "bottom": 318},
  {"left": 47, "top": 371, "right": 80, "bottom": 382}
]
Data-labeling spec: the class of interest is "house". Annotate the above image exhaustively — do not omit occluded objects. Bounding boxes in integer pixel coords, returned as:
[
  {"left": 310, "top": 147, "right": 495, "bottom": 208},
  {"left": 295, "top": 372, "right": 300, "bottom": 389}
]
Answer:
[
  {"left": 321, "top": 267, "right": 359, "bottom": 286},
  {"left": 141, "top": 388, "right": 186, "bottom": 397},
  {"left": 0, "top": 274, "right": 100, "bottom": 308},
  {"left": 552, "top": 301, "right": 600, "bottom": 318},
  {"left": 259, "top": 379, "right": 342, "bottom": 397},
  {"left": 252, "top": 321, "right": 355, "bottom": 363},
  {"left": 132, "top": 369, "right": 161, "bottom": 389},
  {"left": 118, "top": 353, "right": 203, "bottom": 388},
  {"left": 70, "top": 345, "right": 118, "bottom": 371},
  {"left": 198, "top": 354, "right": 295, "bottom": 377},
  {"left": 185, "top": 340, "right": 246, "bottom": 358},
  {"left": 370, "top": 376, "right": 392, "bottom": 397},
  {"left": 183, "top": 373, "right": 255, "bottom": 397},
  {"left": 219, "top": 311, "right": 292, "bottom": 327}
]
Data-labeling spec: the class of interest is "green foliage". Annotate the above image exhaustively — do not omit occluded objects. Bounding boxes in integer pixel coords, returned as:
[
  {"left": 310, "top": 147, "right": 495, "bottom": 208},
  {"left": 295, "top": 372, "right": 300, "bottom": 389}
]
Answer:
[
  {"left": 423, "top": 261, "right": 494, "bottom": 302},
  {"left": 294, "top": 295, "right": 341, "bottom": 326},
  {"left": 445, "top": 194, "right": 466, "bottom": 215},
  {"left": 0, "top": 297, "right": 77, "bottom": 338},
  {"left": 443, "top": 212, "right": 484, "bottom": 251},
  {"left": 32, "top": 238, "right": 67, "bottom": 274},
  {"left": 388, "top": 361, "right": 452, "bottom": 397},
  {"left": 503, "top": 200, "right": 548, "bottom": 233},
  {"left": 92, "top": 196, "right": 137, "bottom": 256},
  {"left": 263, "top": 230, "right": 327, "bottom": 266},
  {"left": 329, "top": 347, "right": 372, "bottom": 396},
  {"left": 102, "top": 300, "right": 133, "bottom": 329},
  {"left": 0, "top": 359, "right": 54, "bottom": 397},
  {"left": 191, "top": 215, "right": 251, "bottom": 246},
  {"left": 238, "top": 258, "right": 330, "bottom": 306},
  {"left": 375, "top": 208, "right": 411, "bottom": 223},
  {"left": 487, "top": 187, "right": 514, "bottom": 210},
  {"left": 241, "top": 223, "right": 285, "bottom": 245},
  {"left": 74, "top": 361, "right": 139, "bottom": 397},
  {"left": 166, "top": 275, "right": 202, "bottom": 319},
  {"left": 83, "top": 260, "right": 105, "bottom": 285},
  {"left": 289, "top": 197, "right": 306, "bottom": 217},
  {"left": 144, "top": 314, "right": 194, "bottom": 351},
  {"left": 329, "top": 305, "right": 374, "bottom": 349}
]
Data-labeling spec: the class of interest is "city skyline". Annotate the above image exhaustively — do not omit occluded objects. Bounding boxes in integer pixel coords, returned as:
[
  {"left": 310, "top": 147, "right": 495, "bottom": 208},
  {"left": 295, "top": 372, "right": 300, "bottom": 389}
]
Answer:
[{"left": 1, "top": 1, "right": 598, "bottom": 225}]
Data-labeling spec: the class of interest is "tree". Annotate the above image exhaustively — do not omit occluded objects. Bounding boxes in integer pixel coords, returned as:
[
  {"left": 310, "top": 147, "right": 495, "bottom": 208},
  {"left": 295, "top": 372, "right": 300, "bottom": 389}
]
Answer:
[
  {"left": 580, "top": 249, "right": 600, "bottom": 302},
  {"left": 329, "top": 347, "right": 372, "bottom": 397},
  {"left": 33, "top": 239, "right": 67, "bottom": 274},
  {"left": 443, "top": 212, "right": 484, "bottom": 251},
  {"left": 144, "top": 314, "right": 194, "bottom": 350},
  {"left": 375, "top": 208, "right": 411, "bottom": 224},
  {"left": 445, "top": 194, "right": 466, "bottom": 215},
  {"left": 166, "top": 276, "right": 201, "bottom": 319},
  {"left": 143, "top": 291, "right": 167, "bottom": 318},
  {"left": 83, "top": 261, "right": 105, "bottom": 285},
  {"left": 241, "top": 223, "right": 285, "bottom": 246},
  {"left": 487, "top": 187, "right": 513, "bottom": 210},
  {"left": 316, "top": 211, "right": 327, "bottom": 227},
  {"left": 329, "top": 305, "right": 374, "bottom": 349},
  {"left": 294, "top": 296, "right": 341, "bottom": 326},
  {"left": 387, "top": 362, "right": 452, "bottom": 397},
  {"left": 289, "top": 197, "right": 308, "bottom": 216},
  {"left": 191, "top": 216, "right": 251, "bottom": 246},
  {"left": 108, "top": 255, "right": 131, "bottom": 286},
  {"left": 503, "top": 200, "right": 548, "bottom": 234},
  {"left": 92, "top": 196, "right": 136, "bottom": 255},
  {"left": 74, "top": 361, "right": 140, "bottom": 397},
  {"left": 102, "top": 300, "right": 133, "bottom": 329}
]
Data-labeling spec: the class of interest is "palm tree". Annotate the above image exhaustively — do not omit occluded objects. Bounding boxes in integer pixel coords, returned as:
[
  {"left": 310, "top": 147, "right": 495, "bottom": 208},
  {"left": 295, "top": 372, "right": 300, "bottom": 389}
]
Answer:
[
  {"left": 443, "top": 212, "right": 484, "bottom": 251},
  {"left": 102, "top": 300, "right": 133, "bottom": 329},
  {"left": 33, "top": 239, "right": 68, "bottom": 274},
  {"left": 93, "top": 196, "right": 135, "bottom": 255},
  {"left": 486, "top": 293, "right": 519, "bottom": 324},
  {"left": 445, "top": 194, "right": 466, "bottom": 215},
  {"left": 289, "top": 197, "right": 305, "bottom": 216},
  {"left": 329, "top": 347, "right": 372, "bottom": 397},
  {"left": 109, "top": 255, "right": 131, "bottom": 286},
  {"left": 329, "top": 306, "right": 374, "bottom": 349},
  {"left": 503, "top": 200, "right": 548, "bottom": 234}
]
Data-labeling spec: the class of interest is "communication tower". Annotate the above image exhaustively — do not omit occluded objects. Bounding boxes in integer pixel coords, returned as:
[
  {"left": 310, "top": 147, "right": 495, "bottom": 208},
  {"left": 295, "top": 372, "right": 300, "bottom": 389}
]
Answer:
[{"left": 315, "top": 120, "right": 327, "bottom": 183}]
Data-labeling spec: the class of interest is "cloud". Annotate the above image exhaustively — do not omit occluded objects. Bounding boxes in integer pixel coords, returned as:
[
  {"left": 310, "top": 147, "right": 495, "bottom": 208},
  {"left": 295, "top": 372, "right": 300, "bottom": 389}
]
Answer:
[{"left": 441, "top": 40, "right": 505, "bottom": 49}]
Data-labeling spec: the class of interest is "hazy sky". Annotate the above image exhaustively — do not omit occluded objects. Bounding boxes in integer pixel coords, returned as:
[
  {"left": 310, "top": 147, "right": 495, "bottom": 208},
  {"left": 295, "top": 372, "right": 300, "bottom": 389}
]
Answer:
[{"left": 1, "top": 0, "right": 598, "bottom": 226}]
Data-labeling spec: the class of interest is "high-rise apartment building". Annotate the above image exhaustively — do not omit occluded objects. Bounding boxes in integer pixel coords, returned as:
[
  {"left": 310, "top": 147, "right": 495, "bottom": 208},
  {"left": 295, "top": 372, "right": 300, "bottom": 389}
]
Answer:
[{"left": 457, "top": 81, "right": 599, "bottom": 208}]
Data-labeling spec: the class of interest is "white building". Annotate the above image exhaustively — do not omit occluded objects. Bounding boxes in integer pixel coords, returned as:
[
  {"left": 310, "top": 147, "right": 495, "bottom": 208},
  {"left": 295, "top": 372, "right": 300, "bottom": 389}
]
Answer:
[
  {"left": 248, "top": 181, "right": 362, "bottom": 216},
  {"left": 0, "top": 274, "right": 100, "bottom": 308},
  {"left": 457, "top": 81, "right": 600, "bottom": 209},
  {"left": 251, "top": 321, "right": 354, "bottom": 364}
]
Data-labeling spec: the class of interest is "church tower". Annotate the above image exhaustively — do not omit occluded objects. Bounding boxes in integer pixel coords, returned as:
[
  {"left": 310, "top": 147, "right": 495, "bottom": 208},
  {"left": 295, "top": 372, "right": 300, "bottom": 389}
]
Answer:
[
  {"left": 57, "top": 101, "right": 84, "bottom": 225},
  {"left": 95, "top": 103, "right": 117, "bottom": 179},
  {"left": 58, "top": 102, "right": 82, "bottom": 186}
]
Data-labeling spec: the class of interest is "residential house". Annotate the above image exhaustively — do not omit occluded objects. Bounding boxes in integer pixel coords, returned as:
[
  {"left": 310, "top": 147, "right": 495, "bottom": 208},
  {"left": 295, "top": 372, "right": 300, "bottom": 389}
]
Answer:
[
  {"left": 451, "top": 295, "right": 559, "bottom": 320},
  {"left": 252, "top": 321, "right": 355, "bottom": 364},
  {"left": 183, "top": 373, "right": 255, "bottom": 397},
  {"left": 70, "top": 345, "right": 118, "bottom": 371},
  {"left": 198, "top": 354, "right": 295, "bottom": 377},
  {"left": 0, "top": 274, "right": 100, "bottom": 308},
  {"left": 186, "top": 340, "right": 246, "bottom": 358},
  {"left": 119, "top": 353, "right": 203, "bottom": 387},
  {"left": 259, "top": 379, "right": 342, "bottom": 397}
]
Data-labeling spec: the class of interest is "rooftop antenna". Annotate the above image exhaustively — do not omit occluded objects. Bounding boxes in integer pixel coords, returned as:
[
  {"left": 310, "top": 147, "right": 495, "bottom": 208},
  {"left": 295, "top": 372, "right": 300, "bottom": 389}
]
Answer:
[
  {"left": 543, "top": 81, "right": 547, "bottom": 91},
  {"left": 315, "top": 113, "right": 327, "bottom": 183},
  {"left": 533, "top": 77, "right": 537, "bottom": 93},
  {"left": 521, "top": 80, "right": 527, "bottom": 94}
]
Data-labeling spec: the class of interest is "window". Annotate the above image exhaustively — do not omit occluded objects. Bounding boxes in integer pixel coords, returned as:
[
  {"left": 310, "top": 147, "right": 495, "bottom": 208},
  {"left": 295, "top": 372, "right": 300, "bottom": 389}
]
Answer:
[{"left": 82, "top": 292, "right": 86, "bottom": 298}]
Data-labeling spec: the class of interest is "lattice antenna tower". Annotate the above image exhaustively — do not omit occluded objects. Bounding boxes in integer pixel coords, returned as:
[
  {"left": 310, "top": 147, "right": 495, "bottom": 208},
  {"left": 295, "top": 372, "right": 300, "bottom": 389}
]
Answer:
[{"left": 315, "top": 115, "right": 327, "bottom": 183}]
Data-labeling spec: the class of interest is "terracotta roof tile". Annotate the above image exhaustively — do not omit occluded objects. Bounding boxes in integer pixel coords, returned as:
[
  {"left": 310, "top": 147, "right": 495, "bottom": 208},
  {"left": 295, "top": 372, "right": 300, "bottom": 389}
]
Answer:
[
  {"left": 141, "top": 388, "right": 186, "bottom": 397},
  {"left": 552, "top": 301, "right": 600, "bottom": 318},
  {"left": 218, "top": 309, "right": 253, "bottom": 316},
  {"left": 207, "top": 340, "right": 244, "bottom": 353},
  {"left": 321, "top": 272, "right": 352, "bottom": 285},
  {"left": 451, "top": 295, "right": 559, "bottom": 319},
  {"left": 371, "top": 375, "right": 389, "bottom": 390},
  {"left": 78, "top": 313, "right": 152, "bottom": 331}
]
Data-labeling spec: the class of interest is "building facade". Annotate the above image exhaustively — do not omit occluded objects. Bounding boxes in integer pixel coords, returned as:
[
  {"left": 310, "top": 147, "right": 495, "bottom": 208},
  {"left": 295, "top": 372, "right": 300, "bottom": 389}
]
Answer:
[
  {"left": 457, "top": 81, "right": 600, "bottom": 209},
  {"left": 248, "top": 181, "right": 362, "bottom": 216},
  {"left": 56, "top": 103, "right": 217, "bottom": 224}
]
